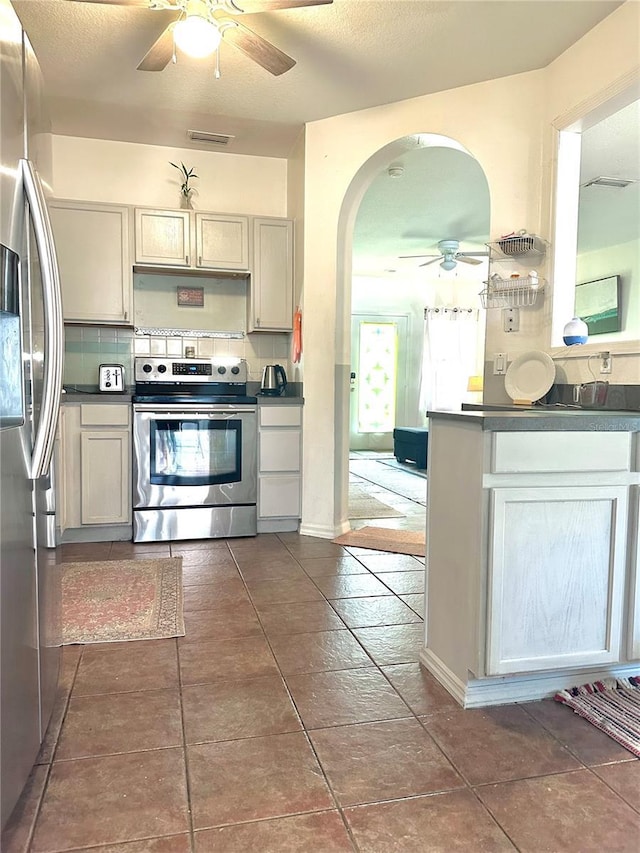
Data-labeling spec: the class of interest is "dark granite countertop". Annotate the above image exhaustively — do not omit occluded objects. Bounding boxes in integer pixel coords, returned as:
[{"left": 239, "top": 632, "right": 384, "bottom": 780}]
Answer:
[{"left": 428, "top": 408, "right": 640, "bottom": 431}]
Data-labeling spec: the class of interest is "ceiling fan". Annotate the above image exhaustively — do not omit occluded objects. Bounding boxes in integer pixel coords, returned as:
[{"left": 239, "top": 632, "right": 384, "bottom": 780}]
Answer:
[
  {"left": 65, "top": 0, "right": 333, "bottom": 75},
  {"left": 400, "top": 239, "right": 488, "bottom": 271}
]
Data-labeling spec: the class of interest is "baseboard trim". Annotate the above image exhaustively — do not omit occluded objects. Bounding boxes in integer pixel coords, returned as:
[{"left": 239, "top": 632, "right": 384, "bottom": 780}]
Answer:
[
  {"left": 299, "top": 520, "right": 348, "bottom": 540},
  {"left": 420, "top": 647, "right": 640, "bottom": 708},
  {"left": 61, "top": 524, "right": 132, "bottom": 544}
]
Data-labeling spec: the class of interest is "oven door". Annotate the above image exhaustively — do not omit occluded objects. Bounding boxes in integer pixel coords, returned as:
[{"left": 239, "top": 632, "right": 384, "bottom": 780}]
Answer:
[{"left": 133, "top": 405, "right": 257, "bottom": 509}]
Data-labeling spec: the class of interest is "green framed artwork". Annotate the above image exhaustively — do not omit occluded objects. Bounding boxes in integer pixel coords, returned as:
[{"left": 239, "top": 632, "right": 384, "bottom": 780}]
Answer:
[{"left": 575, "top": 275, "right": 620, "bottom": 335}]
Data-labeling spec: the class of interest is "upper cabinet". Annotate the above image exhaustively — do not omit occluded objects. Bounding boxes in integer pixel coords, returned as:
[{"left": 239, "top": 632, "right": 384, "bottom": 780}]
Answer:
[
  {"left": 50, "top": 200, "right": 132, "bottom": 324},
  {"left": 196, "top": 213, "right": 249, "bottom": 270},
  {"left": 134, "top": 208, "right": 249, "bottom": 272},
  {"left": 248, "top": 217, "right": 294, "bottom": 332},
  {"left": 134, "top": 209, "right": 191, "bottom": 267}
]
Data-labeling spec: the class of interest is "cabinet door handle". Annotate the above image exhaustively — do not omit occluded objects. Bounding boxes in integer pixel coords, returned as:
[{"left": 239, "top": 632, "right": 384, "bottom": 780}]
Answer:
[
  {"left": 198, "top": 255, "right": 202, "bottom": 266},
  {"left": 124, "top": 311, "right": 128, "bottom": 321},
  {"left": 185, "top": 255, "right": 189, "bottom": 265},
  {"left": 256, "top": 317, "right": 260, "bottom": 327}
]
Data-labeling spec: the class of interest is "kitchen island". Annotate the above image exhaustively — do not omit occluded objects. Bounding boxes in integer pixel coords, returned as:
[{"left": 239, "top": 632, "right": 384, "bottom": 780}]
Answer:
[{"left": 422, "top": 408, "right": 640, "bottom": 707}]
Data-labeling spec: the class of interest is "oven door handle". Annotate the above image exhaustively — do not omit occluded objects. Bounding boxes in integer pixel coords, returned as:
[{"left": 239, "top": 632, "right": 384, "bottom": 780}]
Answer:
[{"left": 135, "top": 410, "right": 256, "bottom": 418}]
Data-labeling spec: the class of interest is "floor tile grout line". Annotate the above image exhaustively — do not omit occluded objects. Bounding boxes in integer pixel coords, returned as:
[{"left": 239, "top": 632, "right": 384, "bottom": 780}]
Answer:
[
  {"left": 223, "top": 540, "right": 362, "bottom": 848},
  {"left": 26, "top": 646, "right": 83, "bottom": 852},
  {"left": 175, "top": 638, "right": 198, "bottom": 852},
  {"left": 466, "top": 783, "right": 524, "bottom": 851}
]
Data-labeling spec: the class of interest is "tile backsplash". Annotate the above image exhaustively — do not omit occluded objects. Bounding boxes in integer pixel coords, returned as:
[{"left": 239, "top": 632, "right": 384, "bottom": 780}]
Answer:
[{"left": 63, "top": 325, "right": 292, "bottom": 388}]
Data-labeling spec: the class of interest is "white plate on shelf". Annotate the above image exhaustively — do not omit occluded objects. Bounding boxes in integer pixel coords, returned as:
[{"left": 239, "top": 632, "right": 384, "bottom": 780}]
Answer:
[{"left": 505, "top": 350, "right": 556, "bottom": 403}]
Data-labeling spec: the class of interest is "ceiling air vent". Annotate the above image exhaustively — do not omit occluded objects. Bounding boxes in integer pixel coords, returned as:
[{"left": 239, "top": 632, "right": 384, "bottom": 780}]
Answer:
[
  {"left": 581, "top": 176, "right": 637, "bottom": 189},
  {"left": 187, "top": 130, "right": 235, "bottom": 147}
]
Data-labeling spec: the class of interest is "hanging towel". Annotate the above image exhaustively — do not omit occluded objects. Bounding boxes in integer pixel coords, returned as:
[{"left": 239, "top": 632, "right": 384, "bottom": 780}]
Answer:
[{"left": 292, "top": 307, "right": 302, "bottom": 363}]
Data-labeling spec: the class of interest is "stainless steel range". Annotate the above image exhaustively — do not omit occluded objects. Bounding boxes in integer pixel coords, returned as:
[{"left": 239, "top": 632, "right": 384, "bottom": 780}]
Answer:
[{"left": 132, "top": 357, "right": 257, "bottom": 542}]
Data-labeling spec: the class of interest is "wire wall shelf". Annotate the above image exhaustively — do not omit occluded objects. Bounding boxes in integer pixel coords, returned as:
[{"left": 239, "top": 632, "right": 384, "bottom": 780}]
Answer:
[
  {"left": 479, "top": 277, "right": 545, "bottom": 309},
  {"left": 488, "top": 235, "right": 548, "bottom": 260}
]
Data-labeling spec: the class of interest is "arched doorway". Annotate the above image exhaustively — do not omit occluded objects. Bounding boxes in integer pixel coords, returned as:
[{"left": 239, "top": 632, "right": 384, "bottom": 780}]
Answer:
[{"left": 334, "top": 134, "right": 491, "bottom": 535}]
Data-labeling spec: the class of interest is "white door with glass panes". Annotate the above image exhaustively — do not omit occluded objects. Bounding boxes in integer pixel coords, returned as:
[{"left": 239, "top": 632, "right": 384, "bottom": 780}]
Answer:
[{"left": 349, "top": 315, "right": 408, "bottom": 451}]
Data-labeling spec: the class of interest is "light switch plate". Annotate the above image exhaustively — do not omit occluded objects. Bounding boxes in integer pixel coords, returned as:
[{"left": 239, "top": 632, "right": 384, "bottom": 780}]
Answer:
[{"left": 493, "top": 352, "right": 507, "bottom": 375}]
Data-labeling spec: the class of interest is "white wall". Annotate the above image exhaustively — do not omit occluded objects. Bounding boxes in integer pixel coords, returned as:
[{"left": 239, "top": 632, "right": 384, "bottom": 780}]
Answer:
[
  {"left": 299, "top": 1, "right": 640, "bottom": 539},
  {"left": 52, "top": 135, "right": 288, "bottom": 215}
]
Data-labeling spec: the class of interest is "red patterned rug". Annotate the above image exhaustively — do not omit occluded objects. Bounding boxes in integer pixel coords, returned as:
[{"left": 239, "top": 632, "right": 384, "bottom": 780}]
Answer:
[
  {"left": 62, "top": 558, "right": 184, "bottom": 644},
  {"left": 555, "top": 677, "right": 640, "bottom": 758}
]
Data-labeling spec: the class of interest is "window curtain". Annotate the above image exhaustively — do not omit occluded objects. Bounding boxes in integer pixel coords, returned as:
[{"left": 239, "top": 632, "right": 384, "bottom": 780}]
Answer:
[{"left": 419, "top": 308, "right": 479, "bottom": 413}]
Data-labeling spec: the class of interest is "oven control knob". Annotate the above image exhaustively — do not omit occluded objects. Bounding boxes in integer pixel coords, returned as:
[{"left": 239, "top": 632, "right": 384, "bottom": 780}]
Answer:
[
  {"left": 217, "top": 366, "right": 226, "bottom": 375},
  {"left": 142, "top": 363, "right": 153, "bottom": 373},
  {"left": 157, "top": 364, "right": 167, "bottom": 373},
  {"left": 231, "top": 366, "right": 240, "bottom": 375}
]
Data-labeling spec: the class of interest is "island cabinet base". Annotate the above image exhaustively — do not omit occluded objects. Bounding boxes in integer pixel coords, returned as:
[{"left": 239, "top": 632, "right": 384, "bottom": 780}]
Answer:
[
  {"left": 422, "top": 410, "right": 640, "bottom": 709},
  {"left": 420, "top": 647, "right": 640, "bottom": 708}
]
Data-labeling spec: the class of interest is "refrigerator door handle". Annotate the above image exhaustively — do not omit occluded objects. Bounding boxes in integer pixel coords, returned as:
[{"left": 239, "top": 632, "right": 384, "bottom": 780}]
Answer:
[{"left": 20, "top": 159, "right": 64, "bottom": 481}]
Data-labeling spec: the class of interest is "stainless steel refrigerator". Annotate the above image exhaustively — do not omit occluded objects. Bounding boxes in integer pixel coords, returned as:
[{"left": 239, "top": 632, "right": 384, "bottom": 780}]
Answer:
[{"left": 0, "top": 0, "right": 64, "bottom": 829}]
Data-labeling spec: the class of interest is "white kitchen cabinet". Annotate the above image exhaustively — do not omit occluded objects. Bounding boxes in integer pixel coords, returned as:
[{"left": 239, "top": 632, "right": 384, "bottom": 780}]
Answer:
[
  {"left": 60, "top": 403, "right": 131, "bottom": 536},
  {"left": 50, "top": 200, "right": 132, "bottom": 324},
  {"left": 486, "top": 485, "right": 628, "bottom": 675},
  {"left": 258, "top": 404, "right": 301, "bottom": 529},
  {"left": 195, "top": 213, "right": 249, "bottom": 270},
  {"left": 422, "top": 415, "right": 640, "bottom": 708},
  {"left": 134, "top": 208, "right": 250, "bottom": 272},
  {"left": 134, "top": 208, "right": 191, "bottom": 267},
  {"left": 248, "top": 217, "right": 293, "bottom": 332},
  {"left": 628, "top": 486, "right": 640, "bottom": 660}
]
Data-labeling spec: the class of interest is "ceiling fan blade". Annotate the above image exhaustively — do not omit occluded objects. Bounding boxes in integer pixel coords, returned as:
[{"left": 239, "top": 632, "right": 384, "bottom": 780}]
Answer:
[
  {"left": 419, "top": 257, "right": 442, "bottom": 268},
  {"left": 456, "top": 255, "right": 483, "bottom": 265},
  {"left": 65, "top": 0, "right": 157, "bottom": 6},
  {"left": 220, "top": 20, "right": 296, "bottom": 75},
  {"left": 224, "top": 0, "right": 332, "bottom": 11},
  {"left": 137, "top": 22, "right": 177, "bottom": 71}
]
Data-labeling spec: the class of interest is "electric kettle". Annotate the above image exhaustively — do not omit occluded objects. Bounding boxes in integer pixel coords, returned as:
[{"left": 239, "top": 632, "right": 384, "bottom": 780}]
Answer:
[{"left": 261, "top": 364, "right": 287, "bottom": 396}]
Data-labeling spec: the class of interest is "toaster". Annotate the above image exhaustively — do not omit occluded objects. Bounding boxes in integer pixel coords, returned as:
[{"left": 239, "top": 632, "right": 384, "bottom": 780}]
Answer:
[{"left": 98, "top": 363, "right": 125, "bottom": 392}]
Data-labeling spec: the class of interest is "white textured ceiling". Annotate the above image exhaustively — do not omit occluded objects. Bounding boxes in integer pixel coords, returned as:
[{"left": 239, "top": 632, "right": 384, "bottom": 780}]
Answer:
[{"left": 13, "top": 0, "right": 623, "bottom": 158}]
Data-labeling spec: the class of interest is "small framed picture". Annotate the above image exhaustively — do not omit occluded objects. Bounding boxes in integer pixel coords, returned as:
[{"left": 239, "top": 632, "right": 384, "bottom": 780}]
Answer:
[{"left": 177, "top": 286, "right": 204, "bottom": 307}]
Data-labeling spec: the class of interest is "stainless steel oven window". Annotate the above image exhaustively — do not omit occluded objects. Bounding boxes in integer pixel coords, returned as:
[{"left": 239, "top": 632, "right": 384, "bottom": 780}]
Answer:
[{"left": 150, "top": 417, "right": 242, "bottom": 487}]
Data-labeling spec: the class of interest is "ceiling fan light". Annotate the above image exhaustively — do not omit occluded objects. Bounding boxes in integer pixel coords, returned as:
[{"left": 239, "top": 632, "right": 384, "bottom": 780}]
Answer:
[
  {"left": 440, "top": 258, "right": 456, "bottom": 271},
  {"left": 174, "top": 15, "right": 221, "bottom": 59}
]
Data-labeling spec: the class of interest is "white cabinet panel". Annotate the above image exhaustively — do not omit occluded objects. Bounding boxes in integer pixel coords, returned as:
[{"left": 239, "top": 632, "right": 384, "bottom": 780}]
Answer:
[
  {"left": 80, "top": 430, "right": 130, "bottom": 525},
  {"left": 50, "top": 201, "right": 131, "bottom": 324},
  {"left": 259, "top": 476, "right": 301, "bottom": 518},
  {"left": 492, "top": 432, "right": 631, "bottom": 473},
  {"left": 61, "top": 404, "right": 132, "bottom": 530},
  {"left": 487, "top": 485, "right": 628, "bottom": 675},
  {"left": 628, "top": 486, "right": 640, "bottom": 660},
  {"left": 259, "top": 430, "right": 301, "bottom": 472},
  {"left": 196, "top": 213, "right": 249, "bottom": 270},
  {"left": 249, "top": 218, "right": 293, "bottom": 332},
  {"left": 135, "top": 209, "right": 190, "bottom": 266},
  {"left": 260, "top": 406, "right": 301, "bottom": 428}
]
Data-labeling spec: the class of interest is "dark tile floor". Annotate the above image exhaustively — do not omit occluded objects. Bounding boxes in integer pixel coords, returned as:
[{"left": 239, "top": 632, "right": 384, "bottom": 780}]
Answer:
[
  {"left": 3, "top": 463, "right": 639, "bottom": 851},
  {"left": 2, "top": 532, "right": 639, "bottom": 853}
]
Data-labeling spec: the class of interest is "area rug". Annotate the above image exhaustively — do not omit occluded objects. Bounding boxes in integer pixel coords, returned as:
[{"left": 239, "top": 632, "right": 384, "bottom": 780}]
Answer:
[
  {"left": 62, "top": 558, "right": 185, "bottom": 644},
  {"left": 348, "top": 485, "right": 404, "bottom": 519},
  {"left": 334, "top": 526, "right": 425, "bottom": 557},
  {"left": 554, "top": 676, "right": 640, "bottom": 758},
  {"left": 382, "top": 458, "right": 428, "bottom": 479}
]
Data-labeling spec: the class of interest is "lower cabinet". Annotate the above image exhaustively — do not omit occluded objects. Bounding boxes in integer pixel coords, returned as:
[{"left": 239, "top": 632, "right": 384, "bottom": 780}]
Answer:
[
  {"left": 61, "top": 403, "right": 132, "bottom": 534},
  {"left": 486, "top": 485, "right": 628, "bottom": 675},
  {"left": 257, "top": 405, "right": 302, "bottom": 530}
]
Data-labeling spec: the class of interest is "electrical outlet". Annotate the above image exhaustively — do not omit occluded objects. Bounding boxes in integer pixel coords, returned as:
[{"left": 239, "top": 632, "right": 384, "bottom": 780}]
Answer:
[
  {"left": 503, "top": 308, "right": 520, "bottom": 333},
  {"left": 493, "top": 352, "right": 507, "bottom": 375},
  {"left": 600, "top": 352, "right": 612, "bottom": 374}
]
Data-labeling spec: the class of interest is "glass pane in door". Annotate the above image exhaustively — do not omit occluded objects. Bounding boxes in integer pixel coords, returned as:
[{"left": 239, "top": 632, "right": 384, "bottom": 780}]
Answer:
[
  {"left": 357, "top": 322, "right": 397, "bottom": 433},
  {"left": 151, "top": 419, "right": 241, "bottom": 486}
]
